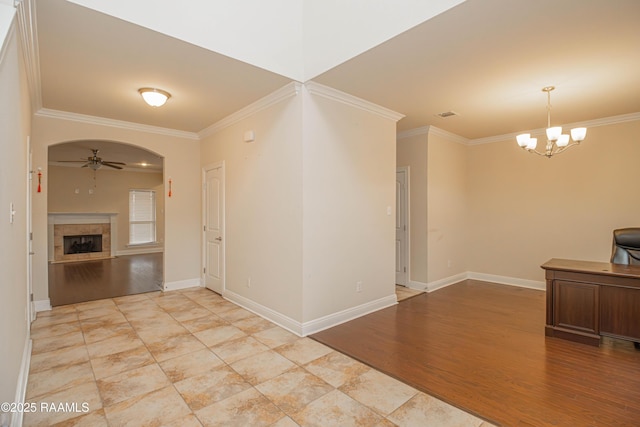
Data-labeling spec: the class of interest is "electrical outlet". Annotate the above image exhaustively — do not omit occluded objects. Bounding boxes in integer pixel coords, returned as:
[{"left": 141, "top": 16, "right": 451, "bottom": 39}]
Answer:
[
  {"left": 247, "top": 277, "right": 251, "bottom": 288},
  {"left": 356, "top": 281, "right": 363, "bottom": 292},
  {"left": 447, "top": 260, "right": 453, "bottom": 268}
]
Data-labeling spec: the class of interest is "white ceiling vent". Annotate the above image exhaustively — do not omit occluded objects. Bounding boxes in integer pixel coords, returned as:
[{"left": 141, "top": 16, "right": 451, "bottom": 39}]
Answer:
[{"left": 435, "top": 111, "right": 459, "bottom": 118}]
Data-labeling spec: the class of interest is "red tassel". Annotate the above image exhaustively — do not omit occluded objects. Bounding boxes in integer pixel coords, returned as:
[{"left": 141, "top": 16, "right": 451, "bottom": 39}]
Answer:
[
  {"left": 37, "top": 170, "right": 42, "bottom": 193},
  {"left": 168, "top": 178, "right": 172, "bottom": 197}
]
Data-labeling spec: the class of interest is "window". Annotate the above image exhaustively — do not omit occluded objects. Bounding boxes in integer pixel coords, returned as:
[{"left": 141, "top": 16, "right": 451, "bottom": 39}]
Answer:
[{"left": 129, "top": 189, "right": 156, "bottom": 245}]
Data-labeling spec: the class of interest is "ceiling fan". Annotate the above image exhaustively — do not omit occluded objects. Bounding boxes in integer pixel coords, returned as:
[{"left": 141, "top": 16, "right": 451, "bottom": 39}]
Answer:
[{"left": 59, "top": 149, "right": 126, "bottom": 170}]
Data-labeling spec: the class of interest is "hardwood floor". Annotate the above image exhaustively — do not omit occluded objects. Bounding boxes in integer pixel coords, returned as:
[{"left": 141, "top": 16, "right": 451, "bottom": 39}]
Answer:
[
  {"left": 48, "top": 253, "right": 163, "bottom": 306},
  {"left": 311, "top": 280, "right": 640, "bottom": 426}
]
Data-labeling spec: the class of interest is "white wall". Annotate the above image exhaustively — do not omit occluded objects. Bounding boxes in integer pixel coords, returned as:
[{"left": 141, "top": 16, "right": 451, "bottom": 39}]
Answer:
[
  {"left": 301, "top": 86, "right": 398, "bottom": 322},
  {"left": 0, "top": 13, "right": 32, "bottom": 418},
  {"left": 31, "top": 115, "right": 201, "bottom": 302}
]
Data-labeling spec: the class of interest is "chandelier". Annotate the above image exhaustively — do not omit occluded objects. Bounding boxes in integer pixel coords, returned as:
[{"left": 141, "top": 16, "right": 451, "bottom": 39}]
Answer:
[{"left": 516, "top": 86, "right": 586, "bottom": 158}]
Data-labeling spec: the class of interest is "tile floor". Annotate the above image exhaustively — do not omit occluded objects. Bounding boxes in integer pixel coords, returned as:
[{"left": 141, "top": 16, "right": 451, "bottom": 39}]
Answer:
[{"left": 24, "top": 287, "right": 493, "bottom": 426}]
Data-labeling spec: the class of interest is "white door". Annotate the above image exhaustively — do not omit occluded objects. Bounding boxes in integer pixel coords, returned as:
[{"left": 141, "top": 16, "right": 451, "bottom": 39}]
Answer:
[
  {"left": 204, "top": 165, "right": 224, "bottom": 294},
  {"left": 395, "top": 167, "right": 409, "bottom": 286}
]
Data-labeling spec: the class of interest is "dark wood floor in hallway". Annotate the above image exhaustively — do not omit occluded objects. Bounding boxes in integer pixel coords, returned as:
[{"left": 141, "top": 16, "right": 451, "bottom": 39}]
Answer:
[
  {"left": 311, "top": 280, "right": 640, "bottom": 427},
  {"left": 48, "top": 253, "right": 163, "bottom": 306}
]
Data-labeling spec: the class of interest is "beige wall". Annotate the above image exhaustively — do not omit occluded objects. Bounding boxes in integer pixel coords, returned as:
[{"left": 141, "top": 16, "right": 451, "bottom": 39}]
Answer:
[
  {"left": 426, "top": 130, "right": 469, "bottom": 283},
  {"left": 201, "top": 84, "right": 398, "bottom": 326},
  {"left": 47, "top": 165, "right": 164, "bottom": 253},
  {"left": 301, "top": 87, "right": 397, "bottom": 322},
  {"left": 396, "top": 132, "right": 428, "bottom": 283},
  {"left": 467, "top": 119, "right": 640, "bottom": 282},
  {"left": 0, "top": 17, "right": 31, "bottom": 409},
  {"left": 31, "top": 115, "right": 201, "bottom": 301},
  {"left": 201, "top": 92, "right": 304, "bottom": 322}
]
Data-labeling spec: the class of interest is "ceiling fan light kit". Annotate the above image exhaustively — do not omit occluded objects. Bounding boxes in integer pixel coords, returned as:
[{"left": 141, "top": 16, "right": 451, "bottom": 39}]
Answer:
[
  {"left": 138, "top": 87, "right": 171, "bottom": 107},
  {"left": 516, "top": 86, "right": 587, "bottom": 158}
]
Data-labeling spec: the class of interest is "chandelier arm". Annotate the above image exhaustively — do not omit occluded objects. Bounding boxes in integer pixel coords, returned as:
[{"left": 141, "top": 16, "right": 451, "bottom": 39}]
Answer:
[{"left": 551, "top": 141, "right": 582, "bottom": 156}]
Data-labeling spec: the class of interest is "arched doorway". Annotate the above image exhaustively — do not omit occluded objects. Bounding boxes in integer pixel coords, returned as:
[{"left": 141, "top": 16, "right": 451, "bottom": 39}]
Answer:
[{"left": 47, "top": 140, "right": 165, "bottom": 306}]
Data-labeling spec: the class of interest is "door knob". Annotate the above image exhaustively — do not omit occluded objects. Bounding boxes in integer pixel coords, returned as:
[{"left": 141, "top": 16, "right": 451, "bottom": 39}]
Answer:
[{"left": 215, "top": 237, "right": 222, "bottom": 241}]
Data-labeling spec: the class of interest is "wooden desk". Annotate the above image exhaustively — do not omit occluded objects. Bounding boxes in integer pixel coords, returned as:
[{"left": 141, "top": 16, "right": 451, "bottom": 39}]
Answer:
[{"left": 541, "top": 258, "right": 640, "bottom": 346}]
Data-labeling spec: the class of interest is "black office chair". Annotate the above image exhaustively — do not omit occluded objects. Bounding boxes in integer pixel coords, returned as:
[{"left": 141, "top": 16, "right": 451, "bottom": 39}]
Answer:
[
  {"left": 610, "top": 228, "right": 640, "bottom": 349},
  {"left": 611, "top": 228, "right": 640, "bottom": 265}
]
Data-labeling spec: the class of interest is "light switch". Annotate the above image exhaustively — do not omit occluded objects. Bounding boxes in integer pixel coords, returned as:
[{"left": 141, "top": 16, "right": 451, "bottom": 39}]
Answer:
[{"left": 387, "top": 206, "right": 392, "bottom": 216}]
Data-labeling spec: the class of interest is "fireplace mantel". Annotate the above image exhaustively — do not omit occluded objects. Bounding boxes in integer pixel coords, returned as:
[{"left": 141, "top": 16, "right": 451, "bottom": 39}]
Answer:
[{"left": 48, "top": 213, "right": 118, "bottom": 262}]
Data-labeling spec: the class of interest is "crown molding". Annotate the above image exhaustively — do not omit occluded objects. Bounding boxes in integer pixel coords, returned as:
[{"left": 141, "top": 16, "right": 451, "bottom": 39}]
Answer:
[
  {"left": 469, "top": 112, "right": 640, "bottom": 146},
  {"left": 305, "top": 81, "right": 405, "bottom": 122},
  {"left": 35, "top": 108, "right": 199, "bottom": 140},
  {"left": 396, "top": 126, "right": 429, "bottom": 140},
  {"left": 14, "top": 0, "right": 42, "bottom": 112},
  {"left": 397, "top": 125, "right": 469, "bottom": 145},
  {"left": 198, "top": 81, "right": 302, "bottom": 139},
  {"left": 427, "top": 126, "right": 469, "bottom": 145}
]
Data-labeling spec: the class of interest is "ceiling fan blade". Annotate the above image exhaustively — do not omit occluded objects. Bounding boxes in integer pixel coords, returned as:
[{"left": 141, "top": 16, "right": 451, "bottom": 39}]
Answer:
[
  {"left": 80, "top": 163, "right": 90, "bottom": 168},
  {"left": 58, "top": 160, "right": 87, "bottom": 163},
  {"left": 102, "top": 162, "right": 123, "bottom": 169},
  {"left": 103, "top": 161, "right": 126, "bottom": 165}
]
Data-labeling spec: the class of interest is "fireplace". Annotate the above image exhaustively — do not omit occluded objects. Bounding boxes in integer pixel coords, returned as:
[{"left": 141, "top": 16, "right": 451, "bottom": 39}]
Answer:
[
  {"left": 49, "top": 213, "right": 117, "bottom": 263},
  {"left": 63, "top": 234, "right": 103, "bottom": 254}
]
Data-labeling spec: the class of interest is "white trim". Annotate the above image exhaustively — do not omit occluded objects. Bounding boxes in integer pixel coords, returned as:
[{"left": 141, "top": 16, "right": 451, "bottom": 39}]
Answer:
[
  {"left": 223, "top": 290, "right": 303, "bottom": 337},
  {"left": 408, "top": 280, "right": 428, "bottom": 291},
  {"left": 397, "top": 126, "right": 429, "bottom": 140},
  {"left": 224, "top": 290, "right": 397, "bottom": 337},
  {"left": 305, "top": 81, "right": 405, "bottom": 122},
  {"left": 301, "top": 294, "right": 398, "bottom": 336},
  {"left": 34, "top": 299, "right": 51, "bottom": 312},
  {"left": 14, "top": 0, "right": 42, "bottom": 112},
  {"left": 163, "top": 278, "right": 201, "bottom": 292},
  {"left": 469, "top": 112, "right": 640, "bottom": 146},
  {"left": 467, "top": 272, "right": 545, "bottom": 290},
  {"left": 35, "top": 108, "right": 199, "bottom": 140},
  {"left": 201, "top": 161, "right": 226, "bottom": 294},
  {"left": 116, "top": 246, "right": 163, "bottom": 256},
  {"left": 427, "top": 272, "right": 468, "bottom": 292},
  {"left": 199, "top": 82, "right": 302, "bottom": 138},
  {"left": 10, "top": 336, "right": 31, "bottom": 427},
  {"left": 428, "top": 126, "right": 469, "bottom": 145}
]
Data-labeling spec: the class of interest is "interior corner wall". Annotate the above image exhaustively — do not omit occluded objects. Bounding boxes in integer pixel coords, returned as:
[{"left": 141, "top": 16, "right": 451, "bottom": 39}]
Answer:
[
  {"left": 396, "top": 132, "right": 428, "bottom": 284},
  {"left": 301, "top": 88, "right": 397, "bottom": 322},
  {"left": 426, "top": 129, "right": 469, "bottom": 283},
  {"left": 467, "top": 119, "right": 640, "bottom": 282},
  {"left": 0, "top": 15, "right": 31, "bottom": 409},
  {"left": 200, "top": 94, "right": 304, "bottom": 323},
  {"left": 47, "top": 166, "right": 164, "bottom": 254},
  {"left": 30, "top": 115, "right": 201, "bottom": 302}
]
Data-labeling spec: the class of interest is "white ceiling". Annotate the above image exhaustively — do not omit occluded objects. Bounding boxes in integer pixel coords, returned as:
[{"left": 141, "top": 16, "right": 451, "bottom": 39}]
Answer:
[{"left": 38, "top": 0, "right": 640, "bottom": 166}]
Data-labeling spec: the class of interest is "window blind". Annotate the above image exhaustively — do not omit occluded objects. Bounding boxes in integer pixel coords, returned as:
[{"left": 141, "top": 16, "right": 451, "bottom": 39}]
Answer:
[{"left": 129, "top": 189, "right": 156, "bottom": 245}]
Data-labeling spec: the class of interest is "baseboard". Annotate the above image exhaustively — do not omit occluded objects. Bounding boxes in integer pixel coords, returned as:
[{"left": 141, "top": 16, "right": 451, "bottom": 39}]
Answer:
[
  {"left": 164, "top": 278, "right": 202, "bottom": 292},
  {"left": 116, "top": 247, "right": 163, "bottom": 256},
  {"left": 223, "top": 290, "right": 303, "bottom": 336},
  {"left": 34, "top": 299, "right": 51, "bottom": 312},
  {"left": 467, "top": 272, "right": 545, "bottom": 290},
  {"left": 300, "top": 294, "right": 398, "bottom": 336},
  {"left": 427, "top": 273, "right": 468, "bottom": 292},
  {"left": 224, "top": 290, "right": 397, "bottom": 337},
  {"left": 407, "top": 280, "right": 428, "bottom": 291},
  {"left": 9, "top": 336, "right": 32, "bottom": 427}
]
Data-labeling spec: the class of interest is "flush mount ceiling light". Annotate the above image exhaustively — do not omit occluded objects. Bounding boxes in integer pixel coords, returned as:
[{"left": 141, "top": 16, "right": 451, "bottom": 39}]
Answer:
[
  {"left": 516, "top": 86, "right": 586, "bottom": 158},
  {"left": 138, "top": 88, "right": 171, "bottom": 107}
]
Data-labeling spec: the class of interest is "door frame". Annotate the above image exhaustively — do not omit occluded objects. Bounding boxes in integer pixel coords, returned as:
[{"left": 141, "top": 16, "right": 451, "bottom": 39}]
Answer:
[
  {"left": 202, "top": 161, "right": 225, "bottom": 292},
  {"left": 396, "top": 166, "right": 410, "bottom": 286}
]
